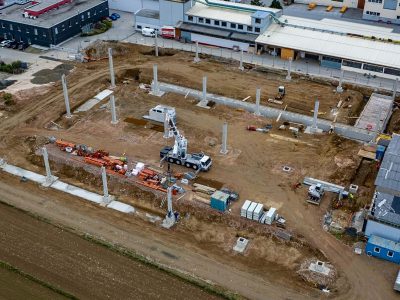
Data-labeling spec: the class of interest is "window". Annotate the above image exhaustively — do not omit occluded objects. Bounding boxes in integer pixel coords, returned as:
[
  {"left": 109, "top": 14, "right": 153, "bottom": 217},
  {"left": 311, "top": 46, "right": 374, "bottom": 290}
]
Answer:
[
  {"left": 322, "top": 56, "right": 342, "bottom": 63},
  {"left": 384, "top": 67, "right": 400, "bottom": 76},
  {"left": 9, "top": 24, "right": 13, "bottom": 30},
  {"left": 342, "top": 60, "right": 362, "bottom": 69},
  {"left": 137, "top": 25, "right": 142, "bottom": 29},
  {"left": 69, "top": 20, "right": 72, "bottom": 27},
  {"left": 238, "top": 24, "right": 243, "bottom": 30},
  {"left": 397, "top": 16, "right": 400, "bottom": 19},
  {"left": 1, "top": 23, "right": 4, "bottom": 29},
  {"left": 255, "top": 18, "right": 261, "bottom": 24},
  {"left": 374, "top": 247, "right": 381, "bottom": 253},
  {"left": 198, "top": 17, "right": 204, "bottom": 23},
  {"left": 366, "top": 11, "right": 381, "bottom": 15},
  {"left": 188, "top": 16, "right": 193, "bottom": 21},
  {"left": 87, "top": 11, "right": 90, "bottom": 17},
  {"left": 54, "top": 27, "right": 58, "bottom": 34},
  {"left": 221, "top": 21, "right": 227, "bottom": 27},
  {"left": 388, "top": 251, "right": 394, "bottom": 257},
  {"left": 255, "top": 27, "right": 260, "bottom": 33},
  {"left": 363, "top": 63, "right": 383, "bottom": 73},
  {"left": 230, "top": 23, "right": 236, "bottom": 29},
  {"left": 247, "top": 26, "right": 253, "bottom": 31},
  {"left": 205, "top": 18, "right": 210, "bottom": 24},
  {"left": 214, "top": 20, "right": 220, "bottom": 25},
  {"left": 368, "top": 0, "right": 382, "bottom": 2},
  {"left": 34, "top": 28, "right": 38, "bottom": 35},
  {"left": 26, "top": 28, "right": 29, "bottom": 34},
  {"left": 81, "top": 15, "right": 84, "bottom": 20}
]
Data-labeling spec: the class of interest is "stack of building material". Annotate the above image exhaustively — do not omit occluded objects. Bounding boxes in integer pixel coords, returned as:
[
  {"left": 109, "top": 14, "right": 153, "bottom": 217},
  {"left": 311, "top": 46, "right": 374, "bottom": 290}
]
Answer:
[
  {"left": 253, "top": 203, "right": 264, "bottom": 221},
  {"left": 193, "top": 183, "right": 216, "bottom": 195},
  {"left": 241, "top": 200, "right": 251, "bottom": 217},
  {"left": 247, "top": 202, "right": 258, "bottom": 219},
  {"left": 265, "top": 208, "right": 277, "bottom": 225}
]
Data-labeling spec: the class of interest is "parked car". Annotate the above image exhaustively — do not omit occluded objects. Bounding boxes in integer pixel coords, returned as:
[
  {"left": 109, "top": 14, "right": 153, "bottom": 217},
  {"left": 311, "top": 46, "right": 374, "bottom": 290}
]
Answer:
[
  {"left": 111, "top": 13, "right": 120, "bottom": 19},
  {"left": 109, "top": 14, "right": 117, "bottom": 21},
  {"left": 17, "top": 41, "right": 29, "bottom": 51},
  {"left": 0, "top": 40, "right": 12, "bottom": 47},
  {"left": 10, "top": 40, "right": 18, "bottom": 49}
]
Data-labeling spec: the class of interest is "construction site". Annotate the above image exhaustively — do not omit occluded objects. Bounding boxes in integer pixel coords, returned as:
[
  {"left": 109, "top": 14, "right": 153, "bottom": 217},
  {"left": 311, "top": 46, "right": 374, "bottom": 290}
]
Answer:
[{"left": 0, "top": 41, "right": 399, "bottom": 299}]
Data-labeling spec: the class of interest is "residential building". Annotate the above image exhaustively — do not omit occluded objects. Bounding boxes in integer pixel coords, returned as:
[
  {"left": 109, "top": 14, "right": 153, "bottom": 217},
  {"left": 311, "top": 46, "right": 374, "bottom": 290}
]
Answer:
[{"left": 0, "top": 0, "right": 109, "bottom": 47}]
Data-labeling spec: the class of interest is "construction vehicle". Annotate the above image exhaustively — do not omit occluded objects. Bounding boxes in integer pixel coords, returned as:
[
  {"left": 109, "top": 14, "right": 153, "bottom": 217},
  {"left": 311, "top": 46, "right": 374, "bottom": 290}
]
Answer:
[
  {"left": 143, "top": 105, "right": 176, "bottom": 123},
  {"left": 160, "top": 112, "right": 212, "bottom": 171},
  {"left": 275, "top": 86, "right": 285, "bottom": 100},
  {"left": 307, "top": 183, "right": 325, "bottom": 205}
]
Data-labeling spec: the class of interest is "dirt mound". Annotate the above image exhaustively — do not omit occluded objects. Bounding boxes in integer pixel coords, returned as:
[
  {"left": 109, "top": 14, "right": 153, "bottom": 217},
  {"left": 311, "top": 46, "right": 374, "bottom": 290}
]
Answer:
[{"left": 31, "top": 64, "right": 74, "bottom": 84}]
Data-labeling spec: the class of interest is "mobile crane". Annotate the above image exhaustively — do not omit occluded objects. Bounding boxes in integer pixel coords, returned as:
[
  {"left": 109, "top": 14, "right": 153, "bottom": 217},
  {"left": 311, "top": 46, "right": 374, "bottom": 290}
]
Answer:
[{"left": 160, "top": 111, "right": 212, "bottom": 171}]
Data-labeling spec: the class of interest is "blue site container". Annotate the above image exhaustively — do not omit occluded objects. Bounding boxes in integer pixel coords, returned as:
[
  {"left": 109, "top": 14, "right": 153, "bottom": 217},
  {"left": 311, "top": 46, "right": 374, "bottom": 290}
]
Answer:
[
  {"left": 210, "top": 191, "right": 229, "bottom": 212},
  {"left": 365, "top": 235, "right": 400, "bottom": 264},
  {"left": 376, "top": 145, "right": 386, "bottom": 161}
]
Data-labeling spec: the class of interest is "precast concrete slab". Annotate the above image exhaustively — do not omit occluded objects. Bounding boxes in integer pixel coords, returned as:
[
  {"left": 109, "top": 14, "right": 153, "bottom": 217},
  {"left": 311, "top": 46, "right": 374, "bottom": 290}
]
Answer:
[
  {"left": 158, "top": 82, "right": 375, "bottom": 143},
  {"left": 74, "top": 98, "right": 101, "bottom": 113},
  {"left": 51, "top": 181, "right": 104, "bottom": 204},
  {"left": 1, "top": 163, "right": 47, "bottom": 185},
  {"left": 107, "top": 201, "right": 135, "bottom": 214}
]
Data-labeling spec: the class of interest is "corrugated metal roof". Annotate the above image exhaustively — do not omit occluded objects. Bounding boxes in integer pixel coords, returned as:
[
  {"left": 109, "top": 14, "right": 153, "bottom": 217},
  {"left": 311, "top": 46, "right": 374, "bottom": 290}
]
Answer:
[
  {"left": 372, "top": 191, "right": 400, "bottom": 225},
  {"left": 375, "top": 134, "right": 400, "bottom": 192},
  {"left": 368, "top": 235, "right": 400, "bottom": 252},
  {"left": 256, "top": 20, "right": 400, "bottom": 69}
]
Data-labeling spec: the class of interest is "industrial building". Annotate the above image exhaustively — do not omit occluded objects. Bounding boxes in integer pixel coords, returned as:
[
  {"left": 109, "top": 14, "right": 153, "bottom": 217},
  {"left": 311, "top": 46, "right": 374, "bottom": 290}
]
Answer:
[
  {"left": 365, "top": 134, "right": 400, "bottom": 242},
  {"left": 0, "top": 0, "right": 109, "bottom": 47}
]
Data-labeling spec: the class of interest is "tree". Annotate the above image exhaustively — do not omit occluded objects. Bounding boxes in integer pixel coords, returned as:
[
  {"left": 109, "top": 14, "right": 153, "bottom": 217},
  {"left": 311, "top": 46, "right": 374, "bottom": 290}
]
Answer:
[
  {"left": 270, "top": 0, "right": 282, "bottom": 9},
  {"left": 251, "top": 0, "right": 265, "bottom": 7}
]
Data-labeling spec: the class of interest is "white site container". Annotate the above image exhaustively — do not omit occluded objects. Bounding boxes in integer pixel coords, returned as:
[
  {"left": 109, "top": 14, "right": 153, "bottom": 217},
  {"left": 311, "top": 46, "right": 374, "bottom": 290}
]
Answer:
[
  {"left": 246, "top": 202, "right": 257, "bottom": 220},
  {"left": 253, "top": 203, "right": 264, "bottom": 221},
  {"left": 265, "top": 207, "right": 277, "bottom": 225},
  {"left": 131, "top": 169, "right": 139, "bottom": 176},
  {"left": 241, "top": 200, "right": 251, "bottom": 217},
  {"left": 394, "top": 270, "right": 400, "bottom": 291},
  {"left": 135, "top": 162, "right": 145, "bottom": 172}
]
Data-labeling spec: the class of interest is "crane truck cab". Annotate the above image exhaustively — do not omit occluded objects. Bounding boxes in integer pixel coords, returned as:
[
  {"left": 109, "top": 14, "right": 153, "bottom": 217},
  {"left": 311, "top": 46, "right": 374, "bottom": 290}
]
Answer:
[{"left": 160, "top": 147, "right": 212, "bottom": 171}]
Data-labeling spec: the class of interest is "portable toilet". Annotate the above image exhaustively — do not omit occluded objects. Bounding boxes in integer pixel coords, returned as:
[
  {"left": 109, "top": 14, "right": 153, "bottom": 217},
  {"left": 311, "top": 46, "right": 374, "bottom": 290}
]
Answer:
[
  {"left": 265, "top": 207, "right": 277, "bottom": 225},
  {"left": 247, "top": 202, "right": 257, "bottom": 219},
  {"left": 253, "top": 203, "right": 264, "bottom": 221},
  {"left": 376, "top": 145, "right": 386, "bottom": 161},
  {"left": 210, "top": 191, "right": 229, "bottom": 212},
  {"left": 241, "top": 200, "right": 251, "bottom": 217}
]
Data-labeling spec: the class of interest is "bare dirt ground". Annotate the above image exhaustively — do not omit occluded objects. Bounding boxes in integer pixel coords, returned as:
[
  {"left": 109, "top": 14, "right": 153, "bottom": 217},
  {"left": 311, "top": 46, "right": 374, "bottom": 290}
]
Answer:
[
  {"left": 0, "top": 41, "right": 397, "bottom": 299},
  {"left": 0, "top": 199, "right": 223, "bottom": 300},
  {"left": 0, "top": 266, "right": 67, "bottom": 300}
]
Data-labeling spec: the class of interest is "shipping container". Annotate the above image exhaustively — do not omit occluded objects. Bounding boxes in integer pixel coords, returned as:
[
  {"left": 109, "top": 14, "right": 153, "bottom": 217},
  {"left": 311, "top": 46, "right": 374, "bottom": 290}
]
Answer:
[
  {"left": 247, "top": 202, "right": 257, "bottom": 219},
  {"left": 253, "top": 203, "right": 264, "bottom": 221},
  {"left": 265, "top": 207, "right": 277, "bottom": 225},
  {"left": 161, "top": 26, "right": 176, "bottom": 39},
  {"left": 210, "top": 190, "right": 229, "bottom": 212},
  {"left": 241, "top": 200, "right": 251, "bottom": 217}
]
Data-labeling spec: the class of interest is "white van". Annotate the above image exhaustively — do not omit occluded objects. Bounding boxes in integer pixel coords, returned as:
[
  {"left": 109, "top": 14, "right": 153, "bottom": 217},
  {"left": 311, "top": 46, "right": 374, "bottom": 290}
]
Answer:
[{"left": 142, "top": 27, "right": 156, "bottom": 37}]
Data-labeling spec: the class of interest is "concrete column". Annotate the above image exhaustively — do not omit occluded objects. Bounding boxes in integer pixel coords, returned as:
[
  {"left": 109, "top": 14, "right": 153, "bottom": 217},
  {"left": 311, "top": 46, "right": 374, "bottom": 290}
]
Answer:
[
  {"left": 42, "top": 147, "right": 57, "bottom": 187},
  {"left": 108, "top": 48, "right": 115, "bottom": 88},
  {"left": 312, "top": 99, "right": 319, "bottom": 129},
  {"left": 337, "top": 70, "right": 344, "bottom": 93},
  {"left": 167, "top": 186, "right": 173, "bottom": 218},
  {"left": 286, "top": 57, "right": 292, "bottom": 81},
  {"left": 202, "top": 76, "right": 207, "bottom": 103},
  {"left": 152, "top": 64, "right": 159, "bottom": 94},
  {"left": 393, "top": 78, "right": 398, "bottom": 100},
  {"left": 101, "top": 166, "right": 110, "bottom": 204},
  {"left": 194, "top": 41, "right": 200, "bottom": 63},
  {"left": 154, "top": 31, "right": 159, "bottom": 57},
  {"left": 220, "top": 122, "right": 228, "bottom": 155},
  {"left": 110, "top": 94, "right": 118, "bottom": 124},
  {"left": 255, "top": 88, "right": 261, "bottom": 116},
  {"left": 61, "top": 74, "right": 71, "bottom": 118},
  {"left": 239, "top": 49, "right": 244, "bottom": 71}
]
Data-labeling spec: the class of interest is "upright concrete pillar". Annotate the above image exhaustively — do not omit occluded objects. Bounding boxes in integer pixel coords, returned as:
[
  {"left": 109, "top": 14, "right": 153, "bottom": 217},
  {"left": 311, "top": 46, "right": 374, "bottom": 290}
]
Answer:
[
  {"left": 337, "top": 70, "right": 344, "bottom": 93},
  {"left": 161, "top": 186, "right": 176, "bottom": 228},
  {"left": 150, "top": 64, "right": 164, "bottom": 97},
  {"left": 154, "top": 31, "right": 159, "bottom": 57},
  {"left": 202, "top": 76, "right": 207, "bottom": 102},
  {"left": 110, "top": 94, "right": 118, "bottom": 124},
  {"left": 108, "top": 48, "right": 116, "bottom": 88},
  {"left": 61, "top": 74, "right": 71, "bottom": 118},
  {"left": 194, "top": 41, "right": 200, "bottom": 63},
  {"left": 220, "top": 122, "right": 228, "bottom": 155},
  {"left": 239, "top": 49, "right": 244, "bottom": 71},
  {"left": 101, "top": 166, "right": 111, "bottom": 204},
  {"left": 255, "top": 88, "right": 261, "bottom": 116},
  {"left": 312, "top": 99, "right": 319, "bottom": 130},
  {"left": 393, "top": 78, "right": 398, "bottom": 100},
  {"left": 286, "top": 57, "right": 292, "bottom": 81},
  {"left": 42, "top": 147, "right": 57, "bottom": 187}
]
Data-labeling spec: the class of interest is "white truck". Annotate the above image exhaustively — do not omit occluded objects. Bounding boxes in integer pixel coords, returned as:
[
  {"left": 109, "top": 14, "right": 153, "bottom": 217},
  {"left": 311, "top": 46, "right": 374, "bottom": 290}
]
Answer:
[
  {"left": 143, "top": 105, "right": 176, "bottom": 124},
  {"left": 142, "top": 27, "right": 156, "bottom": 37}
]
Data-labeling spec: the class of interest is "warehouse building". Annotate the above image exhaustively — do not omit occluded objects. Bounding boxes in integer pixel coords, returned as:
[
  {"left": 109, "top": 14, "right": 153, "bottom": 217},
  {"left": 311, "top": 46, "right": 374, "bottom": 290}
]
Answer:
[
  {"left": 0, "top": 0, "right": 109, "bottom": 47},
  {"left": 365, "top": 135, "right": 400, "bottom": 242}
]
